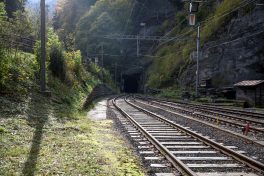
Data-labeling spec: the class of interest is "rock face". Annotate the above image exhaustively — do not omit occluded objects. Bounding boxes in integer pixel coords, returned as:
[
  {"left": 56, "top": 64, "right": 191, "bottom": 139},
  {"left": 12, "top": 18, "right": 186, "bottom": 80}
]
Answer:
[
  {"left": 124, "top": 0, "right": 178, "bottom": 57},
  {"left": 181, "top": 7, "right": 264, "bottom": 88},
  {"left": 132, "top": 0, "right": 178, "bottom": 33}
]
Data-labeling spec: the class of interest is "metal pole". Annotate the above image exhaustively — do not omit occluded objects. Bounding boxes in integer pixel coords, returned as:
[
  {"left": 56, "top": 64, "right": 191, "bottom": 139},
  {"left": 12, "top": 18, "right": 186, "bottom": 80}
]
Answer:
[
  {"left": 101, "top": 44, "right": 104, "bottom": 83},
  {"left": 40, "top": 0, "right": 46, "bottom": 92},
  {"left": 137, "top": 35, "right": 140, "bottom": 57},
  {"left": 101, "top": 44, "right": 104, "bottom": 68},
  {"left": 196, "top": 24, "right": 200, "bottom": 97},
  {"left": 120, "top": 72, "right": 123, "bottom": 92},
  {"left": 115, "top": 63, "right": 117, "bottom": 87}
]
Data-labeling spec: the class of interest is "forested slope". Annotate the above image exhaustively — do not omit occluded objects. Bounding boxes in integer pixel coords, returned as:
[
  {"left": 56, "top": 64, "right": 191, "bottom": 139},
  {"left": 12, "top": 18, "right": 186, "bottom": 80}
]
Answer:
[
  {"left": 0, "top": 2, "right": 145, "bottom": 175},
  {"left": 51, "top": 0, "right": 264, "bottom": 96}
]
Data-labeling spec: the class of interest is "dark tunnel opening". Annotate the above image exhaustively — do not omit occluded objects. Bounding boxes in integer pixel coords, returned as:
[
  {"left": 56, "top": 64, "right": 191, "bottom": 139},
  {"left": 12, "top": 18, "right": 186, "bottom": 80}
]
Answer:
[{"left": 123, "top": 73, "right": 141, "bottom": 93}]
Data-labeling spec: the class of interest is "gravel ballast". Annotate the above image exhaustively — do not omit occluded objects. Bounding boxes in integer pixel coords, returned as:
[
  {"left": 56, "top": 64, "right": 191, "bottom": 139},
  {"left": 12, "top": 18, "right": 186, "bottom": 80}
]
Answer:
[{"left": 133, "top": 100, "right": 264, "bottom": 164}]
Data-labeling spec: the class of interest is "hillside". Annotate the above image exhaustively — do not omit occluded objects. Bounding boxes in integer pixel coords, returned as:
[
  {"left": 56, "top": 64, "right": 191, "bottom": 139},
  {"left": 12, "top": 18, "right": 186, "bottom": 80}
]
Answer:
[
  {"left": 1, "top": 0, "right": 264, "bottom": 175},
  {"left": 147, "top": 0, "right": 264, "bottom": 90},
  {"left": 52, "top": 0, "right": 263, "bottom": 96},
  {"left": 0, "top": 1, "right": 145, "bottom": 175}
]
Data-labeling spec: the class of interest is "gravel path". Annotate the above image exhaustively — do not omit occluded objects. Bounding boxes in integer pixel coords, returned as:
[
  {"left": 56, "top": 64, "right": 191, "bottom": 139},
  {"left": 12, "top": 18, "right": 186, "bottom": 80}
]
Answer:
[{"left": 87, "top": 98, "right": 108, "bottom": 120}]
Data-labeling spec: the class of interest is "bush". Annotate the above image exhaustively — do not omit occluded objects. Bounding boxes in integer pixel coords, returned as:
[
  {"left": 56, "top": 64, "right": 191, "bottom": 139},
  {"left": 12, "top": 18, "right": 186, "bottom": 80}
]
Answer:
[
  {"left": 0, "top": 50, "right": 37, "bottom": 93},
  {"left": 65, "top": 50, "right": 83, "bottom": 80},
  {"left": 49, "top": 45, "right": 66, "bottom": 82}
]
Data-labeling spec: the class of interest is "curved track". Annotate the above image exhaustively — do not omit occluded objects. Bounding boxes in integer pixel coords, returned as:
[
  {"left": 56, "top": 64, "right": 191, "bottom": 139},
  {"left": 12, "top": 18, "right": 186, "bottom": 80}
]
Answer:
[{"left": 112, "top": 96, "right": 264, "bottom": 176}]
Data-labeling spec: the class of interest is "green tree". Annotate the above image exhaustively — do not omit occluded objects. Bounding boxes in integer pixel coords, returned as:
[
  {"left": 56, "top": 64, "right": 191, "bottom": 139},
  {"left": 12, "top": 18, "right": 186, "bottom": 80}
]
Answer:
[
  {"left": 53, "top": 0, "right": 96, "bottom": 50},
  {"left": 75, "top": 0, "right": 133, "bottom": 68},
  {"left": 0, "top": 0, "right": 27, "bottom": 18}
]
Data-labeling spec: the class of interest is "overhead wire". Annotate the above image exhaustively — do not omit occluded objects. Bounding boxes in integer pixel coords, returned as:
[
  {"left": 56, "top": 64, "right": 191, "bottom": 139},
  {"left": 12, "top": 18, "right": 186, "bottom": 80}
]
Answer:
[
  {"left": 95, "top": 0, "right": 258, "bottom": 60},
  {"left": 158, "top": 0, "right": 257, "bottom": 47},
  {"left": 141, "top": 0, "right": 258, "bottom": 58},
  {"left": 205, "top": 29, "right": 264, "bottom": 50},
  {"left": 123, "top": 0, "right": 137, "bottom": 35},
  {"left": 200, "top": 0, "right": 256, "bottom": 25}
]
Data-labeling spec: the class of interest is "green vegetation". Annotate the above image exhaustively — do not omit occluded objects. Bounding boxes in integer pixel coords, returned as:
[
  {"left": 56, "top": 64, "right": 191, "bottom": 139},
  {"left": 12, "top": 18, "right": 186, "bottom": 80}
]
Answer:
[
  {"left": 75, "top": 0, "right": 133, "bottom": 67},
  {"left": 201, "top": 0, "right": 241, "bottom": 43},
  {"left": 54, "top": 0, "right": 140, "bottom": 80},
  {"left": 52, "top": 0, "right": 258, "bottom": 98},
  {"left": 146, "top": 0, "right": 250, "bottom": 91},
  {"left": 157, "top": 88, "right": 183, "bottom": 99},
  {"left": 0, "top": 93, "right": 145, "bottom": 175},
  {"left": 1, "top": 2, "right": 143, "bottom": 175},
  {"left": 0, "top": 0, "right": 26, "bottom": 18}
]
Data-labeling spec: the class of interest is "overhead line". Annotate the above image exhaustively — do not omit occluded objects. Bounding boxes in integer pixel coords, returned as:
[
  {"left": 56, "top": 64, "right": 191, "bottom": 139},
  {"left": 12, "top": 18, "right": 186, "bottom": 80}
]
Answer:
[
  {"left": 205, "top": 29, "right": 264, "bottom": 50},
  {"left": 123, "top": 0, "right": 136, "bottom": 35},
  {"left": 200, "top": 0, "right": 256, "bottom": 25},
  {"left": 153, "top": 0, "right": 257, "bottom": 51}
]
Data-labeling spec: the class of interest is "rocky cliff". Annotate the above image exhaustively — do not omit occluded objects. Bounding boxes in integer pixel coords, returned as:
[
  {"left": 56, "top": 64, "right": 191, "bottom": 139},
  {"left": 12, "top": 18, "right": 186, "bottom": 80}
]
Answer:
[{"left": 179, "top": 5, "right": 264, "bottom": 88}]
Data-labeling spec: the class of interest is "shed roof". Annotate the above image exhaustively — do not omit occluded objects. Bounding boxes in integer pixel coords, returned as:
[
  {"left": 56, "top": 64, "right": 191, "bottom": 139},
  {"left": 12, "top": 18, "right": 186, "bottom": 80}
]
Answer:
[{"left": 234, "top": 80, "right": 264, "bottom": 87}]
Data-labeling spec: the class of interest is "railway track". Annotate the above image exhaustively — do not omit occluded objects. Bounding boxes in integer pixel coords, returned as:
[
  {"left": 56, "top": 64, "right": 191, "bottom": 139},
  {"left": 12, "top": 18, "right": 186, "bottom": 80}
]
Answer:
[
  {"left": 135, "top": 96, "right": 264, "bottom": 137},
  {"left": 140, "top": 96, "right": 264, "bottom": 120},
  {"left": 112, "top": 96, "right": 264, "bottom": 176}
]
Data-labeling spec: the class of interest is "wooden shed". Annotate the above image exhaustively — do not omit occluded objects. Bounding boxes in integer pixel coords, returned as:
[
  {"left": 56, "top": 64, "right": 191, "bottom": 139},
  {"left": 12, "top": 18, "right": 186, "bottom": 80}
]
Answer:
[{"left": 234, "top": 80, "right": 264, "bottom": 106}]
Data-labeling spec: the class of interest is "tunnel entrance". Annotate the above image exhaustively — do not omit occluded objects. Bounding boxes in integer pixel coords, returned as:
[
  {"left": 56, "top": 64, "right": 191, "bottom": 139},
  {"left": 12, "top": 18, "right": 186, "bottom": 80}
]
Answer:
[{"left": 123, "top": 73, "right": 141, "bottom": 93}]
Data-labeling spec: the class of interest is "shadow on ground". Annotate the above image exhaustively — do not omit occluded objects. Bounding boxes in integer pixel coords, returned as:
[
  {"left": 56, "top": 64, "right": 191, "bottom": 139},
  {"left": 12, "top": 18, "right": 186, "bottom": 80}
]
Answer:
[{"left": 22, "top": 93, "right": 50, "bottom": 176}]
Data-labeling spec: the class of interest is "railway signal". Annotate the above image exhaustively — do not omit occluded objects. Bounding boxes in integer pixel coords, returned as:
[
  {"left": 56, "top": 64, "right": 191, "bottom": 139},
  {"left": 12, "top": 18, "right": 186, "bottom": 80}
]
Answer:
[
  {"left": 182, "top": 0, "right": 205, "bottom": 97},
  {"left": 189, "top": 1, "right": 200, "bottom": 13},
  {"left": 189, "top": 14, "right": 196, "bottom": 26}
]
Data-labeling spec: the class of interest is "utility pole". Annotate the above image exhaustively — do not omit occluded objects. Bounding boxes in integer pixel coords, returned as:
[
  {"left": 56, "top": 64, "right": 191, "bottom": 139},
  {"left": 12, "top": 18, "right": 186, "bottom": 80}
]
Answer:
[
  {"left": 40, "top": 0, "right": 46, "bottom": 92},
  {"left": 183, "top": 0, "right": 204, "bottom": 97},
  {"left": 115, "top": 62, "right": 117, "bottom": 87},
  {"left": 101, "top": 44, "right": 104, "bottom": 68},
  {"left": 101, "top": 44, "right": 104, "bottom": 82},
  {"left": 196, "top": 24, "right": 200, "bottom": 97},
  {"left": 136, "top": 35, "right": 140, "bottom": 57}
]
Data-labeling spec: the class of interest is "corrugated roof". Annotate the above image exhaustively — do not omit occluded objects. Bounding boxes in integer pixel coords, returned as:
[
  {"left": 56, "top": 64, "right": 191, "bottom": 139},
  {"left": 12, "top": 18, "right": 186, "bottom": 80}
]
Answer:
[{"left": 234, "top": 80, "right": 264, "bottom": 87}]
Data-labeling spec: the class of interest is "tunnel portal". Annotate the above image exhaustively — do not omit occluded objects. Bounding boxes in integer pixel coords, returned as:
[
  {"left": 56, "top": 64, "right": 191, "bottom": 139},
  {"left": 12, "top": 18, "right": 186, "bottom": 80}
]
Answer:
[{"left": 123, "top": 73, "right": 141, "bottom": 93}]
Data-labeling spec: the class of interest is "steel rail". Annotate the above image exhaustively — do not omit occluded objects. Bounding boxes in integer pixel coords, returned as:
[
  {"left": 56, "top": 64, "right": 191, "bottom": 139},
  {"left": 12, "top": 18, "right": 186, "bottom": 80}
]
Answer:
[
  {"left": 112, "top": 96, "right": 198, "bottom": 176},
  {"left": 149, "top": 99, "right": 264, "bottom": 125},
  {"left": 139, "top": 96, "right": 264, "bottom": 119},
  {"left": 180, "top": 102, "right": 264, "bottom": 119},
  {"left": 173, "top": 100, "right": 263, "bottom": 119},
  {"left": 133, "top": 97, "right": 264, "bottom": 147},
  {"left": 143, "top": 99, "right": 264, "bottom": 134},
  {"left": 198, "top": 104, "right": 264, "bottom": 119},
  {"left": 126, "top": 97, "right": 264, "bottom": 173}
]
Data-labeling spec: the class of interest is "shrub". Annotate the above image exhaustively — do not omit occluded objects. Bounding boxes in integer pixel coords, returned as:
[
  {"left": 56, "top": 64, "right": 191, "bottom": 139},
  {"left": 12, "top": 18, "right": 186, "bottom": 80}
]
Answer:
[
  {"left": 65, "top": 50, "right": 83, "bottom": 80},
  {"left": 49, "top": 45, "right": 67, "bottom": 82},
  {"left": 0, "top": 50, "right": 37, "bottom": 93}
]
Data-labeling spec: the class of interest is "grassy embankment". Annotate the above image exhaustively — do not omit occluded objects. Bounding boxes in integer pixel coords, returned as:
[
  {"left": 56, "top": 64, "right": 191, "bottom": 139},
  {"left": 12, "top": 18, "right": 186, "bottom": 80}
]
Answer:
[
  {"left": 1, "top": 94, "right": 144, "bottom": 175},
  {"left": 0, "top": 50, "right": 144, "bottom": 175}
]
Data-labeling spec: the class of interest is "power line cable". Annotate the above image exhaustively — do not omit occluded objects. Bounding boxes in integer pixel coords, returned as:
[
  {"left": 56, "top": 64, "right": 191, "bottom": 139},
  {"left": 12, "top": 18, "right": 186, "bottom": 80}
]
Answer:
[
  {"left": 200, "top": 0, "right": 256, "bottom": 25},
  {"left": 153, "top": 0, "right": 257, "bottom": 51},
  {"left": 205, "top": 29, "right": 264, "bottom": 50},
  {"left": 205, "top": 25, "right": 264, "bottom": 46},
  {"left": 123, "top": 0, "right": 137, "bottom": 35}
]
